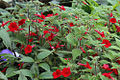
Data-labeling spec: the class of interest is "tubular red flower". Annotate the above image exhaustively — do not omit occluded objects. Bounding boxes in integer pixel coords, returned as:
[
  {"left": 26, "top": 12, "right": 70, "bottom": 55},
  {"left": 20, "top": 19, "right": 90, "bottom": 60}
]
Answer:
[
  {"left": 52, "top": 69, "right": 61, "bottom": 79},
  {"left": 102, "top": 72, "right": 115, "bottom": 80},
  {"left": 109, "top": 18, "right": 116, "bottom": 23},
  {"left": 1, "top": 21, "right": 10, "bottom": 27},
  {"left": 112, "top": 69, "right": 118, "bottom": 76},
  {"left": 24, "top": 45, "right": 32, "bottom": 54},
  {"left": 59, "top": 5, "right": 66, "bottom": 11},
  {"left": 110, "top": 13, "right": 113, "bottom": 17},
  {"left": 95, "top": 29, "right": 105, "bottom": 38},
  {"left": 78, "top": 62, "right": 92, "bottom": 69},
  {"left": 1, "top": 67, "right": 7, "bottom": 72},
  {"left": 80, "top": 46, "right": 86, "bottom": 53},
  {"left": 101, "top": 39, "right": 111, "bottom": 48},
  {"left": 61, "top": 67, "right": 71, "bottom": 77}
]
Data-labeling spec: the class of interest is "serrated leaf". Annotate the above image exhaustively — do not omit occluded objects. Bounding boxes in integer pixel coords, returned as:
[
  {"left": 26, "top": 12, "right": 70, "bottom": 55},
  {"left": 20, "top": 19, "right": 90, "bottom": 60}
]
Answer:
[{"left": 72, "top": 49, "right": 81, "bottom": 60}]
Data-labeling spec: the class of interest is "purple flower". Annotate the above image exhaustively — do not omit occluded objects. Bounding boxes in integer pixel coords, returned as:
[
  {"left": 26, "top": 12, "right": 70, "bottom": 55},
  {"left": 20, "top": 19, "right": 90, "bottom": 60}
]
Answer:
[{"left": 0, "top": 49, "right": 19, "bottom": 61}]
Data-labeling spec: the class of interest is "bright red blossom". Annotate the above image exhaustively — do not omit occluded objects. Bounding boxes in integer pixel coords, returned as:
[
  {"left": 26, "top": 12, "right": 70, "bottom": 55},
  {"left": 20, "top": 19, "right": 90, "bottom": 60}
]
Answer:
[
  {"left": 18, "top": 19, "right": 25, "bottom": 26},
  {"left": 52, "top": 69, "right": 61, "bottom": 79},
  {"left": 7, "top": 22, "right": 19, "bottom": 32},
  {"left": 24, "top": 45, "right": 32, "bottom": 54},
  {"left": 109, "top": 18, "right": 117, "bottom": 23},
  {"left": 61, "top": 67, "right": 71, "bottom": 77},
  {"left": 70, "top": 23, "right": 74, "bottom": 27},
  {"left": 101, "top": 39, "right": 111, "bottom": 48}
]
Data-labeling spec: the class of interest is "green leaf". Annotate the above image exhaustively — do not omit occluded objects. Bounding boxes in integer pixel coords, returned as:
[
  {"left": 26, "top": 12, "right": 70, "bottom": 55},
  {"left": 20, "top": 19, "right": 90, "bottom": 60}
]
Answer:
[
  {"left": 30, "top": 63, "right": 39, "bottom": 77},
  {"left": 39, "top": 63, "right": 50, "bottom": 71},
  {"left": 15, "top": 69, "right": 33, "bottom": 78},
  {"left": 37, "top": 51, "right": 52, "bottom": 60},
  {"left": 109, "top": 46, "right": 120, "bottom": 51},
  {"left": 72, "top": 49, "right": 81, "bottom": 60},
  {"left": 0, "top": 71, "right": 8, "bottom": 80},
  {"left": 66, "top": 33, "right": 77, "bottom": 46},
  {"left": 6, "top": 68, "right": 17, "bottom": 78},
  {"left": 18, "top": 72, "right": 27, "bottom": 80},
  {"left": 59, "top": 57, "right": 68, "bottom": 64},
  {"left": 39, "top": 72, "right": 53, "bottom": 79},
  {"left": 115, "top": 38, "right": 120, "bottom": 47},
  {"left": 20, "top": 57, "right": 34, "bottom": 62},
  {"left": 0, "top": 29, "right": 11, "bottom": 48}
]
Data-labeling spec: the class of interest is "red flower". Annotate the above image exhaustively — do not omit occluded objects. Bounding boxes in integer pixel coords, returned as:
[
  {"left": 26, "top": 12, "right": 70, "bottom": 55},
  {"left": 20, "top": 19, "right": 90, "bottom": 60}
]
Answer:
[
  {"left": 110, "top": 13, "right": 113, "bottom": 17},
  {"left": 85, "top": 45, "right": 92, "bottom": 49},
  {"left": 24, "top": 45, "right": 32, "bottom": 54},
  {"left": 1, "top": 21, "right": 10, "bottom": 27},
  {"left": 18, "top": 63, "right": 24, "bottom": 69},
  {"left": 102, "top": 72, "right": 115, "bottom": 80},
  {"left": 82, "top": 1, "right": 87, "bottom": 5},
  {"left": 52, "top": 69, "right": 61, "bottom": 79},
  {"left": 75, "top": 16, "right": 78, "bottom": 19},
  {"left": 70, "top": 23, "right": 74, "bottom": 27},
  {"left": 64, "top": 58, "right": 71, "bottom": 61},
  {"left": 49, "top": 26, "right": 59, "bottom": 32},
  {"left": 55, "top": 13, "right": 59, "bottom": 16},
  {"left": 61, "top": 67, "right": 71, "bottom": 77},
  {"left": 80, "top": 46, "right": 86, "bottom": 53},
  {"left": 101, "top": 39, "right": 111, "bottom": 48},
  {"left": 7, "top": 22, "right": 19, "bottom": 32},
  {"left": 92, "top": 53, "right": 98, "bottom": 57},
  {"left": 102, "top": 64, "right": 111, "bottom": 70},
  {"left": 95, "top": 29, "right": 105, "bottom": 38},
  {"left": 30, "top": 32, "right": 37, "bottom": 36},
  {"left": 34, "top": 13, "right": 46, "bottom": 19},
  {"left": 37, "top": 19, "right": 44, "bottom": 23},
  {"left": 59, "top": 5, "right": 66, "bottom": 11},
  {"left": 115, "top": 25, "right": 120, "bottom": 32},
  {"left": 109, "top": 18, "right": 117, "bottom": 23},
  {"left": 28, "top": 38, "right": 33, "bottom": 42},
  {"left": 46, "top": 14, "right": 53, "bottom": 17},
  {"left": 78, "top": 62, "right": 92, "bottom": 69},
  {"left": 112, "top": 69, "right": 118, "bottom": 75},
  {"left": 48, "top": 42, "right": 64, "bottom": 49},
  {"left": 18, "top": 19, "right": 25, "bottom": 26},
  {"left": 47, "top": 33, "right": 56, "bottom": 41},
  {"left": 1, "top": 67, "right": 7, "bottom": 72},
  {"left": 97, "top": 38, "right": 101, "bottom": 40}
]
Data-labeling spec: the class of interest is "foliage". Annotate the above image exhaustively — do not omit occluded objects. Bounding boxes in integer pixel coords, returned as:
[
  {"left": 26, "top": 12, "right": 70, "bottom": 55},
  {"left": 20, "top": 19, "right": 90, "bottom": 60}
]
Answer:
[{"left": 0, "top": 0, "right": 120, "bottom": 80}]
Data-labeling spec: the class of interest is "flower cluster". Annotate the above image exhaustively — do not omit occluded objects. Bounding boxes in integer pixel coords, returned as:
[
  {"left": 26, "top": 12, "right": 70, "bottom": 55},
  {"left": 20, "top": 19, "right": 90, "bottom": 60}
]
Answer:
[{"left": 52, "top": 67, "right": 71, "bottom": 79}]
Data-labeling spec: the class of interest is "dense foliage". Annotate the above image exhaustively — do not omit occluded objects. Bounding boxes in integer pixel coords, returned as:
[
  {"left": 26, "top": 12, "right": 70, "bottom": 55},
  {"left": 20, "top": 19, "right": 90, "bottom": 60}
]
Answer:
[{"left": 0, "top": 0, "right": 120, "bottom": 80}]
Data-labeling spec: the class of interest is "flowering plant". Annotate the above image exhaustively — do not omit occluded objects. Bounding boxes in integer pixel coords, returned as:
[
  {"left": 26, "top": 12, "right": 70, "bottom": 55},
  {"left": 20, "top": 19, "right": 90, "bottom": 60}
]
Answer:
[{"left": 0, "top": 0, "right": 120, "bottom": 80}]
